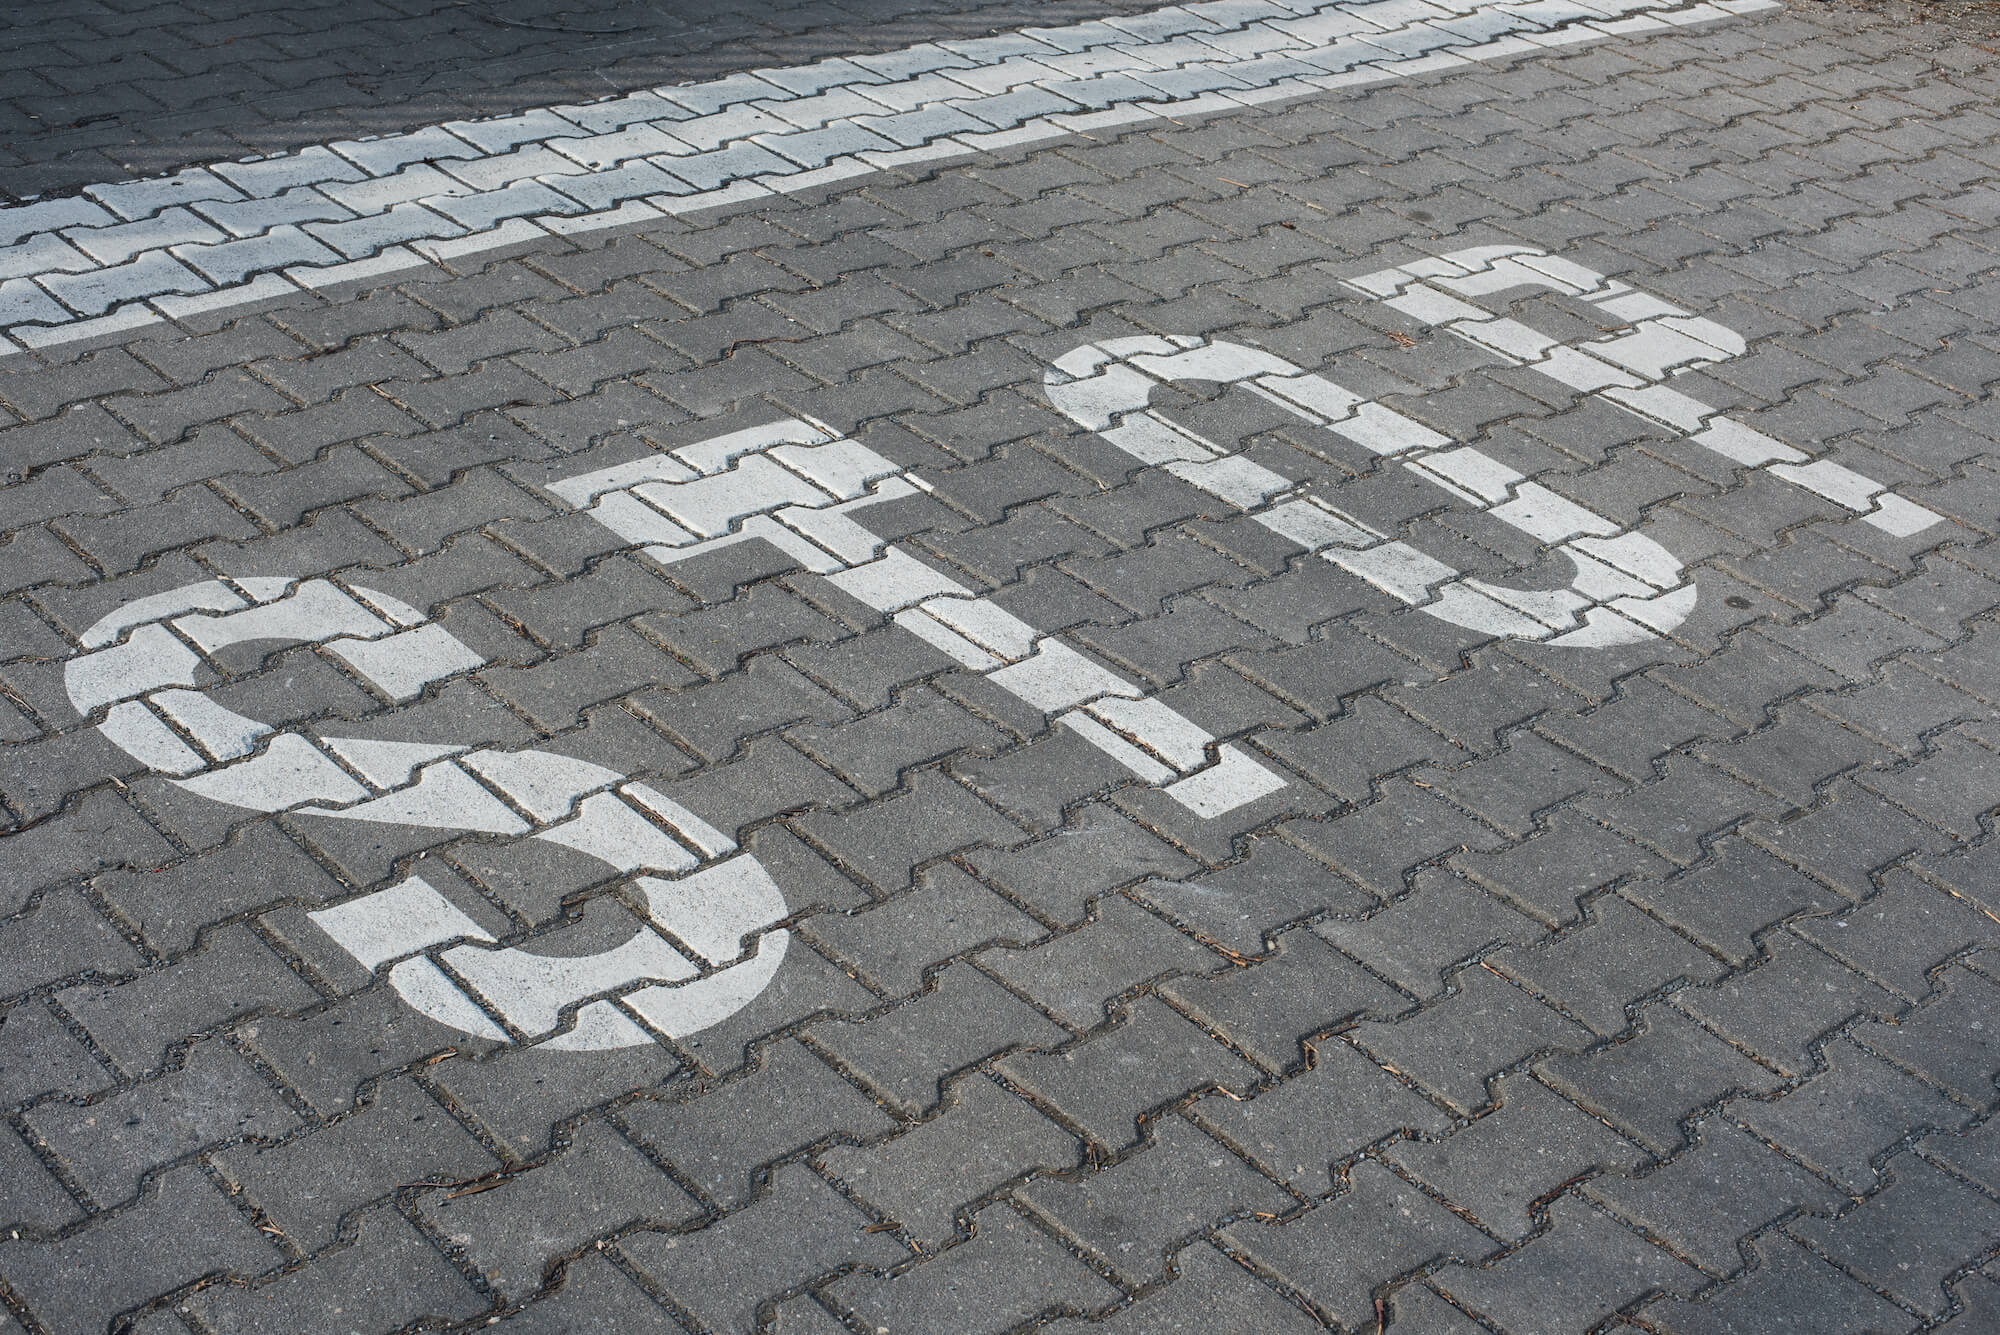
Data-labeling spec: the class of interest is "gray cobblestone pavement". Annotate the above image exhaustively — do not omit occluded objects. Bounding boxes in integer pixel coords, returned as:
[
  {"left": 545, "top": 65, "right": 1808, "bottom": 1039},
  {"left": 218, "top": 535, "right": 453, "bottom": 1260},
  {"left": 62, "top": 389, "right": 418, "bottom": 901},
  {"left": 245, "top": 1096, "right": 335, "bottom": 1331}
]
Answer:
[
  {"left": 0, "top": 0, "right": 1208, "bottom": 206},
  {"left": 0, "top": 0, "right": 1998, "bottom": 1330}
]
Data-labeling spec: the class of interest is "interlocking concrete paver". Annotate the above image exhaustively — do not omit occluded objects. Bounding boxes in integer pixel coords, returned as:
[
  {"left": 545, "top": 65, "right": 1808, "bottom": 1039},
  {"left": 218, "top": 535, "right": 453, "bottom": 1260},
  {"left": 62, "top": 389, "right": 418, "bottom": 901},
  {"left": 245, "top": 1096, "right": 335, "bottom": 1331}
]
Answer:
[
  {"left": 1436, "top": 1194, "right": 1708, "bottom": 1333},
  {"left": 1854, "top": 963, "right": 2000, "bottom": 1111},
  {"left": 800, "top": 861, "right": 1044, "bottom": 996},
  {"left": 415, "top": 1117, "right": 701, "bottom": 1301},
  {"left": 964, "top": 803, "right": 1197, "bottom": 925},
  {"left": 1017, "top": 1112, "right": 1292, "bottom": 1286},
  {"left": 1387, "top": 1072, "right": 1647, "bottom": 1244},
  {"left": 820, "top": 1071, "right": 1080, "bottom": 1248},
  {"left": 1794, "top": 1153, "right": 2000, "bottom": 1317},
  {"left": 215, "top": 1076, "right": 497, "bottom": 1252},
  {"left": 57, "top": 922, "right": 321, "bottom": 1078},
  {"left": 23, "top": 1038, "right": 301, "bottom": 1209},
  {"left": 1191, "top": 1037, "right": 1453, "bottom": 1193},
  {"left": 0, "top": 1166, "right": 281, "bottom": 1334},
  {"left": 981, "top": 893, "right": 1226, "bottom": 1027},
  {"left": 1127, "top": 831, "right": 1364, "bottom": 952},
  {"left": 1541, "top": 1006, "right": 1786, "bottom": 1155},
  {"left": 806, "top": 961, "right": 1068, "bottom": 1119},
  {"left": 1587, "top": 1117, "right": 1847, "bottom": 1276},
  {"left": 617, "top": 1165, "right": 906, "bottom": 1334},
  {"left": 828, "top": 1204, "right": 1123, "bottom": 1333},
  {"left": 1161, "top": 926, "right": 1407, "bottom": 1071},
  {"left": 1004, "top": 994, "right": 1262, "bottom": 1152},
  {"left": 1317, "top": 866, "right": 1544, "bottom": 1000},
  {"left": 477, "top": 1248, "right": 684, "bottom": 1332},
  {"left": 1494, "top": 891, "right": 1729, "bottom": 1036},
  {"left": 186, "top": 1208, "right": 489, "bottom": 1335},
  {"left": 1043, "top": 1238, "right": 1327, "bottom": 1333},
  {"left": 1351, "top": 966, "right": 1593, "bottom": 1116},
  {"left": 1644, "top": 1233, "right": 1921, "bottom": 1333},
  {"left": 617, "top": 1038, "right": 897, "bottom": 1209},
  {"left": 0, "top": 1120, "right": 79, "bottom": 1234},
  {"left": 1, "top": 0, "right": 1999, "bottom": 1325},
  {"left": 1221, "top": 1157, "right": 1503, "bottom": 1331}
]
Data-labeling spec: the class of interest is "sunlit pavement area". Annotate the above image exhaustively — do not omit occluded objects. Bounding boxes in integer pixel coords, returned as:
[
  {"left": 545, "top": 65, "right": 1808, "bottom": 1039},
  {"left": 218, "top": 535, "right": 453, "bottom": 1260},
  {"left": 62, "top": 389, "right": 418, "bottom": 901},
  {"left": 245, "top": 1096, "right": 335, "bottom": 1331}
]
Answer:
[{"left": 0, "top": 0, "right": 1999, "bottom": 1329}]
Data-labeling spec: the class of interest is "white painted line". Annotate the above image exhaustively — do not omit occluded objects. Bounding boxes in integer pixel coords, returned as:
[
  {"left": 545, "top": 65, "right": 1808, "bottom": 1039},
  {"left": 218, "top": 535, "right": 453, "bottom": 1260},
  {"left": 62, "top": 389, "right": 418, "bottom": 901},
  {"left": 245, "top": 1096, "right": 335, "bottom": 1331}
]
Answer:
[
  {"left": 1344, "top": 247, "right": 1946, "bottom": 537},
  {"left": 1046, "top": 330, "right": 1691, "bottom": 646},
  {"left": 309, "top": 874, "right": 495, "bottom": 973},
  {"left": 64, "top": 579, "right": 794, "bottom": 1053},
  {"left": 554, "top": 410, "right": 1290, "bottom": 808},
  {"left": 0, "top": 0, "right": 1778, "bottom": 352}
]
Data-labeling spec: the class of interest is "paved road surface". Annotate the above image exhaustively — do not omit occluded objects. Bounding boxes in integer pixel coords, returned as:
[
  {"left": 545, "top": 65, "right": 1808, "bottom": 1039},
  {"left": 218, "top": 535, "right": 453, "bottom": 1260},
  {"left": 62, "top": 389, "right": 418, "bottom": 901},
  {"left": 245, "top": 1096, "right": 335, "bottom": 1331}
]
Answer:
[{"left": 0, "top": 0, "right": 1997, "bottom": 1330}]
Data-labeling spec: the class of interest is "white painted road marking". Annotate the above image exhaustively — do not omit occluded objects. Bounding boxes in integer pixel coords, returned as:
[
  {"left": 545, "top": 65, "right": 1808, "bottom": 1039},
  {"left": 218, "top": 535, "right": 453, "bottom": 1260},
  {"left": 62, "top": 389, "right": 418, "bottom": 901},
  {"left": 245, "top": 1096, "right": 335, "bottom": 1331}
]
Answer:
[
  {"left": 1346, "top": 246, "right": 1946, "bottom": 537},
  {"left": 554, "top": 418, "right": 1294, "bottom": 814},
  {"left": 59, "top": 240, "right": 1949, "bottom": 1057},
  {"left": 1045, "top": 247, "right": 1943, "bottom": 646},
  {"left": 65, "top": 578, "right": 791, "bottom": 1053},
  {"left": 1050, "top": 335, "right": 1683, "bottom": 646},
  {"left": 0, "top": 0, "right": 1777, "bottom": 353},
  {"left": 37, "top": 0, "right": 1844, "bottom": 1059}
]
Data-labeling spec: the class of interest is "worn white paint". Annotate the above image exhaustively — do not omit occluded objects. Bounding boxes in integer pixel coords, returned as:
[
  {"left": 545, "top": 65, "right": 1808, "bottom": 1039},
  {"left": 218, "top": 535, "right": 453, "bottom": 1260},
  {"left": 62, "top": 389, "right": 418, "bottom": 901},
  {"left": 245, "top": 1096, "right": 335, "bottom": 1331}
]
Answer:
[
  {"left": 97, "top": 700, "right": 203, "bottom": 776},
  {"left": 150, "top": 688, "right": 270, "bottom": 761},
  {"left": 65, "top": 578, "right": 794, "bottom": 1053},
  {"left": 443, "top": 924, "right": 698, "bottom": 1037},
  {"left": 460, "top": 748, "right": 623, "bottom": 823},
  {"left": 176, "top": 732, "right": 372, "bottom": 809},
  {"left": 1344, "top": 245, "right": 1943, "bottom": 535},
  {"left": 310, "top": 760, "right": 532, "bottom": 835},
  {"left": 1042, "top": 248, "right": 1942, "bottom": 652},
  {"left": 326, "top": 624, "right": 487, "bottom": 701},
  {"left": 534, "top": 790, "right": 702, "bottom": 875},
  {"left": 636, "top": 856, "right": 788, "bottom": 965},
  {"left": 0, "top": 0, "right": 1780, "bottom": 355},
  {"left": 174, "top": 579, "right": 393, "bottom": 654},
  {"left": 66, "top": 624, "right": 202, "bottom": 713},
  {"left": 319, "top": 736, "right": 467, "bottom": 788},
  {"left": 58, "top": 241, "right": 1930, "bottom": 1064},
  {"left": 309, "top": 874, "right": 496, "bottom": 972},
  {"left": 624, "top": 783, "right": 738, "bottom": 858},
  {"left": 555, "top": 414, "right": 1292, "bottom": 812},
  {"left": 1045, "top": 331, "right": 1686, "bottom": 644}
]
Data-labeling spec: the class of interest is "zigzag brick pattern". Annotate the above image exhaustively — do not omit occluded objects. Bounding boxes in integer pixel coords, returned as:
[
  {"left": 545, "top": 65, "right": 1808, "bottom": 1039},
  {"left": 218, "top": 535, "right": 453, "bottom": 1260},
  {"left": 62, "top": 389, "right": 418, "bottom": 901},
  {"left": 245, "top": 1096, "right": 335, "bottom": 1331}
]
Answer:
[{"left": 0, "top": 0, "right": 1995, "bottom": 1330}]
